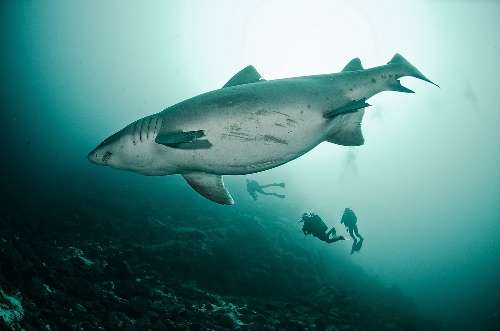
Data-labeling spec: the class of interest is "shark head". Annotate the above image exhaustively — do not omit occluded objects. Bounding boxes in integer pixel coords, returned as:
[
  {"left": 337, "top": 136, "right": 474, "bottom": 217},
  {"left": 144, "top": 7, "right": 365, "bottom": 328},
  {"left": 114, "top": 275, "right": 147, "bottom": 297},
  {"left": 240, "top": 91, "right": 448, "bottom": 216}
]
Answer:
[
  {"left": 87, "top": 130, "right": 125, "bottom": 168},
  {"left": 88, "top": 116, "right": 179, "bottom": 175}
]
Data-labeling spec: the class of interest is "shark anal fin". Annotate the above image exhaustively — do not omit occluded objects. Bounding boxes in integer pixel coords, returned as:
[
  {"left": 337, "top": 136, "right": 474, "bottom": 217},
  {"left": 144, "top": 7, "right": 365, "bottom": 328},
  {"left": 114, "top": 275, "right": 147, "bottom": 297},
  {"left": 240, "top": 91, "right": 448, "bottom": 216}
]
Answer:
[
  {"left": 155, "top": 130, "right": 211, "bottom": 149},
  {"left": 223, "top": 65, "right": 264, "bottom": 88},
  {"left": 342, "top": 58, "right": 364, "bottom": 72},
  {"left": 183, "top": 173, "right": 234, "bottom": 205},
  {"left": 323, "top": 99, "right": 370, "bottom": 118}
]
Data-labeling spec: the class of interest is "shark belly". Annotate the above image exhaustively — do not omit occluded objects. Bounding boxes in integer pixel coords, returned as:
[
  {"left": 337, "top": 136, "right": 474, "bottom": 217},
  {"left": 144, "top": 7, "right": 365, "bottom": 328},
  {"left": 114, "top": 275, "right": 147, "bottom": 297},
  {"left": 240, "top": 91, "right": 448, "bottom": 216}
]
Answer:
[{"left": 170, "top": 103, "right": 328, "bottom": 175}]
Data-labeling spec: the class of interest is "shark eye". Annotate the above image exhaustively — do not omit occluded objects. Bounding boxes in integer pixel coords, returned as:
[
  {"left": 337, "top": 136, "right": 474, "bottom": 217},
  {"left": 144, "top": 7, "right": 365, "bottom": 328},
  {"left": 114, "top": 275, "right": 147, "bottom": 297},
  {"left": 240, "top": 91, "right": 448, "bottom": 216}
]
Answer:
[{"left": 102, "top": 151, "right": 113, "bottom": 163}]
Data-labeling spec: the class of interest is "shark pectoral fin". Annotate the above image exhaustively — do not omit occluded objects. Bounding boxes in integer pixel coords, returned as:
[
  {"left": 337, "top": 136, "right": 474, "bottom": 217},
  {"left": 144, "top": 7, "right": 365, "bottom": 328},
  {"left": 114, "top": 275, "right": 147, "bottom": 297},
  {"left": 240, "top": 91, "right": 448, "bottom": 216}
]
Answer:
[
  {"left": 223, "top": 65, "right": 264, "bottom": 88},
  {"left": 155, "top": 130, "right": 211, "bottom": 149},
  {"left": 342, "top": 58, "right": 364, "bottom": 72},
  {"left": 183, "top": 173, "right": 234, "bottom": 205},
  {"left": 323, "top": 99, "right": 371, "bottom": 118}
]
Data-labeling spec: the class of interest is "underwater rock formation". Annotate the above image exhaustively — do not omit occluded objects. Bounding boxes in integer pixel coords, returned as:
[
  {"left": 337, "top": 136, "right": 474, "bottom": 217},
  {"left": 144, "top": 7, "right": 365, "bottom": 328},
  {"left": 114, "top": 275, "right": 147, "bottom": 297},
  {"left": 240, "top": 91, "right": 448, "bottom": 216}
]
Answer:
[
  {"left": 0, "top": 194, "right": 441, "bottom": 331},
  {"left": 0, "top": 289, "right": 24, "bottom": 328}
]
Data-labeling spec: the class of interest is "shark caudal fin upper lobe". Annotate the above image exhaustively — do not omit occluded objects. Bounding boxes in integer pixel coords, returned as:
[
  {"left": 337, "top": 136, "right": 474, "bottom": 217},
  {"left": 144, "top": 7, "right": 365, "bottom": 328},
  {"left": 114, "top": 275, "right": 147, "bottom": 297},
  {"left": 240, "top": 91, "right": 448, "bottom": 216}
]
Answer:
[
  {"left": 386, "top": 53, "right": 438, "bottom": 93},
  {"left": 326, "top": 54, "right": 437, "bottom": 146}
]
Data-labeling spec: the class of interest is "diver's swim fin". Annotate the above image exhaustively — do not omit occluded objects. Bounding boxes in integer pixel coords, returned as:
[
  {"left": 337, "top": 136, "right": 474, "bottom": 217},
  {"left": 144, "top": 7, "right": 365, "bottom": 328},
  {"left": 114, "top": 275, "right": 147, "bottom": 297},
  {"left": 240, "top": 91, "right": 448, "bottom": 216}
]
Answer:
[{"left": 183, "top": 172, "right": 234, "bottom": 205}]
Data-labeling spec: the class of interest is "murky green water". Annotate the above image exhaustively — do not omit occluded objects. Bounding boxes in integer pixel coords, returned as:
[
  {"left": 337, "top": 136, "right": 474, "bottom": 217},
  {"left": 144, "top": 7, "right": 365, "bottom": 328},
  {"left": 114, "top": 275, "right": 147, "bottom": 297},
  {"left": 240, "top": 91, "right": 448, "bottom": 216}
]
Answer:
[{"left": 1, "top": 1, "right": 499, "bottom": 330}]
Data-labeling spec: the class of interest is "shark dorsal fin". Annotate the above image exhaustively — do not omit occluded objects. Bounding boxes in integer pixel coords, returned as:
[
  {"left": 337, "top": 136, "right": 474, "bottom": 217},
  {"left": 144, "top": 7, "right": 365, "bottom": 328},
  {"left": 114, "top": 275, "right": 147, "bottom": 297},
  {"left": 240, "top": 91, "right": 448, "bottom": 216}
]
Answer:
[
  {"left": 342, "top": 58, "right": 363, "bottom": 72},
  {"left": 223, "top": 65, "right": 263, "bottom": 88},
  {"left": 183, "top": 173, "right": 234, "bottom": 205}
]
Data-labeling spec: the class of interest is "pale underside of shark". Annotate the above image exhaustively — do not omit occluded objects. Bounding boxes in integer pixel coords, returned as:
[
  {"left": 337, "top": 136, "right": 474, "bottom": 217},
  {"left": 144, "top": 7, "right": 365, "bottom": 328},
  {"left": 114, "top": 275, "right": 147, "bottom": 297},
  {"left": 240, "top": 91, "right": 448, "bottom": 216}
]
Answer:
[{"left": 88, "top": 54, "right": 437, "bottom": 205}]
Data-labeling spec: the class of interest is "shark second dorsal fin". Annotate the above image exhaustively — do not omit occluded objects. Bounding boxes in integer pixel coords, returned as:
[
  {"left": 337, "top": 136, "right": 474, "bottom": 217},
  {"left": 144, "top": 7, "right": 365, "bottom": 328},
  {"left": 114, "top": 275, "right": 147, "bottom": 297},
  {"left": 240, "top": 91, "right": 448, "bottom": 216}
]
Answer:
[
  {"left": 342, "top": 58, "right": 363, "bottom": 72},
  {"left": 223, "top": 65, "right": 263, "bottom": 88},
  {"left": 183, "top": 173, "right": 234, "bottom": 205}
]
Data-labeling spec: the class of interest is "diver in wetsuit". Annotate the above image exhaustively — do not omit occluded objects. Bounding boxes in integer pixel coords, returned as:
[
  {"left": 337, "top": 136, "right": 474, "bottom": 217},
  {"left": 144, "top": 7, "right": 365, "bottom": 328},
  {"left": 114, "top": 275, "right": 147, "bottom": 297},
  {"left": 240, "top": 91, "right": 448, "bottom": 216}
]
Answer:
[
  {"left": 340, "top": 208, "right": 364, "bottom": 253},
  {"left": 299, "top": 213, "right": 345, "bottom": 244},
  {"left": 246, "top": 179, "right": 286, "bottom": 201}
]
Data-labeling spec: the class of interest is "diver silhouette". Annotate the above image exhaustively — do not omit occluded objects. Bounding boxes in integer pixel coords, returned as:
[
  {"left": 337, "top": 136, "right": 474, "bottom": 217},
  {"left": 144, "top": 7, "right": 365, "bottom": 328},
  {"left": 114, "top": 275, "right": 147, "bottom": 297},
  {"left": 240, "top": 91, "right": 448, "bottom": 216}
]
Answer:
[
  {"left": 299, "top": 212, "right": 345, "bottom": 244},
  {"left": 246, "top": 178, "right": 286, "bottom": 201},
  {"left": 340, "top": 208, "right": 364, "bottom": 254}
]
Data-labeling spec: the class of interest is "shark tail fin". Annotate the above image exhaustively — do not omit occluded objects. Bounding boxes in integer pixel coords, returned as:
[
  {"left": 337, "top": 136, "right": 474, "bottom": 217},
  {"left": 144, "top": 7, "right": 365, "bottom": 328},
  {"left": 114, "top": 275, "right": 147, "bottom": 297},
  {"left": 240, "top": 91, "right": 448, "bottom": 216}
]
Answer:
[
  {"left": 388, "top": 53, "right": 439, "bottom": 88},
  {"left": 326, "top": 109, "right": 365, "bottom": 146}
]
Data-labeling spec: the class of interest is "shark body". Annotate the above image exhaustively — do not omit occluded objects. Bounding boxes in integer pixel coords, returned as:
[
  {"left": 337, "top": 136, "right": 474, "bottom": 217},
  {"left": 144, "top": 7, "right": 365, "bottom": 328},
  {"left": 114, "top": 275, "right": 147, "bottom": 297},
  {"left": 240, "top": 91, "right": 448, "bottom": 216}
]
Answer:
[{"left": 88, "top": 54, "right": 436, "bottom": 204}]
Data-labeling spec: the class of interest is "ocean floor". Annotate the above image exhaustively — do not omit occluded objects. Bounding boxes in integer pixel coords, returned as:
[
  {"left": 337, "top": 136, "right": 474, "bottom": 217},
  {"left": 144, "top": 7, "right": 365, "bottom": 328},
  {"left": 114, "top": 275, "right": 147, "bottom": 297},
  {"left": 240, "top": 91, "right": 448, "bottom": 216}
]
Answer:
[{"left": 0, "top": 192, "right": 441, "bottom": 331}]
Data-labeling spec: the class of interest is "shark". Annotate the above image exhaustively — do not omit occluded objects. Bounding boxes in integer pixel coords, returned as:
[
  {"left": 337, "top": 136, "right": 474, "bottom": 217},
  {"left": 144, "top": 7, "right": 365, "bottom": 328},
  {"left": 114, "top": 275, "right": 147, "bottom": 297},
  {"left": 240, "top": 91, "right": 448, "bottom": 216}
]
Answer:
[{"left": 88, "top": 54, "right": 437, "bottom": 205}]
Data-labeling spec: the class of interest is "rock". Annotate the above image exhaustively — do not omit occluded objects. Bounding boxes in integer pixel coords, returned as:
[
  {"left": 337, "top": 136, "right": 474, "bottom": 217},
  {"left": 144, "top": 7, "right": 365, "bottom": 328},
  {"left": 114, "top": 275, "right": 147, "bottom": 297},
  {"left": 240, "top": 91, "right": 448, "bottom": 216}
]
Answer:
[
  {"left": 135, "top": 315, "right": 152, "bottom": 330},
  {"left": 127, "top": 296, "right": 150, "bottom": 317},
  {"left": 105, "top": 311, "right": 132, "bottom": 330},
  {"left": 213, "top": 311, "right": 239, "bottom": 329},
  {"left": 64, "top": 277, "right": 97, "bottom": 300},
  {"left": 75, "top": 303, "right": 87, "bottom": 314},
  {"left": 315, "top": 317, "right": 327, "bottom": 331},
  {"left": 151, "top": 319, "right": 167, "bottom": 331},
  {"left": 107, "top": 258, "right": 133, "bottom": 278},
  {"left": 0, "top": 289, "right": 24, "bottom": 327}
]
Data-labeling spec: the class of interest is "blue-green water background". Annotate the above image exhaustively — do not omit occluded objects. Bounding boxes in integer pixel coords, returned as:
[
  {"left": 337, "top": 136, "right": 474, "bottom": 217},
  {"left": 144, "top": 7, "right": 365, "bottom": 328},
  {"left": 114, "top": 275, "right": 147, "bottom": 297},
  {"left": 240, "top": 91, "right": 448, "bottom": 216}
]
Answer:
[{"left": 1, "top": 1, "right": 499, "bottom": 329}]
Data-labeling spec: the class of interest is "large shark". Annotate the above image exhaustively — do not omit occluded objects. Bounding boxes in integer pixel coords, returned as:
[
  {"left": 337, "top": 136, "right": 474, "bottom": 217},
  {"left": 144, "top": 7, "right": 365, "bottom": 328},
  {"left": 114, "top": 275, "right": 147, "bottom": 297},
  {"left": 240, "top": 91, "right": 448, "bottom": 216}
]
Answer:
[{"left": 88, "top": 54, "right": 436, "bottom": 205}]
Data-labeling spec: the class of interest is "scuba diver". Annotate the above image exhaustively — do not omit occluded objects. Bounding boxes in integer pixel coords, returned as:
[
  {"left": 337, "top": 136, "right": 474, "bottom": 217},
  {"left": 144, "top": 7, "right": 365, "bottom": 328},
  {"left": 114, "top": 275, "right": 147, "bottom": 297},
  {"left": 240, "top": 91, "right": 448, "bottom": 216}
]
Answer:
[
  {"left": 299, "top": 212, "right": 345, "bottom": 244},
  {"left": 246, "top": 178, "right": 286, "bottom": 201},
  {"left": 340, "top": 208, "right": 364, "bottom": 254}
]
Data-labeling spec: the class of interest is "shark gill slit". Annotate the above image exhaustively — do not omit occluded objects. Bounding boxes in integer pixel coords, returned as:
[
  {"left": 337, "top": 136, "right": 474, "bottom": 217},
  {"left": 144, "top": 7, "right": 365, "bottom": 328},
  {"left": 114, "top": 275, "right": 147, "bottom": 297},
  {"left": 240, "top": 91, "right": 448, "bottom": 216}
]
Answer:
[
  {"left": 151, "top": 115, "right": 157, "bottom": 139},
  {"left": 131, "top": 121, "right": 138, "bottom": 145},
  {"left": 148, "top": 116, "right": 154, "bottom": 140},
  {"left": 155, "top": 117, "right": 162, "bottom": 136},
  {"left": 139, "top": 118, "right": 144, "bottom": 142},
  {"left": 152, "top": 115, "right": 158, "bottom": 136},
  {"left": 153, "top": 115, "right": 161, "bottom": 139},
  {"left": 145, "top": 116, "right": 151, "bottom": 140}
]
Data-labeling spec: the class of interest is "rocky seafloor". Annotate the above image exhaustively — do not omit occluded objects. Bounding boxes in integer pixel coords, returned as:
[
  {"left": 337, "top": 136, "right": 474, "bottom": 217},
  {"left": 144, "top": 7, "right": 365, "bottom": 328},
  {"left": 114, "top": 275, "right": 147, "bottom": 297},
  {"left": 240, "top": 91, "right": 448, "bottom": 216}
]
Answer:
[{"left": 0, "top": 190, "right": 442, "bottom": 331}]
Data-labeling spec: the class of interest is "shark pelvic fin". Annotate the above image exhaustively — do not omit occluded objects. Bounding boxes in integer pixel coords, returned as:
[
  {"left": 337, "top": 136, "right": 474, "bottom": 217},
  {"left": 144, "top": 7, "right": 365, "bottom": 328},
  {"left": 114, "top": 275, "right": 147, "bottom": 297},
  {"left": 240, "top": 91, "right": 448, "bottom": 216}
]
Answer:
[
  {"left": 323, "top": 99, "right": 371, "bottom": 118},
  {"left": 155, "top": 130, "right": 212, "bottom": 149},
  {"left": 223, "top": 65, "right": 264, "bottom": 88},
  {"left": 327, "top": 109, "right": 365, "bottom": 146},
  {"left": 183, "top": 173, "right": 234, "bottom": 205},
  {"left": 342, "top": 58, "right": 364, "bottom": 72}
]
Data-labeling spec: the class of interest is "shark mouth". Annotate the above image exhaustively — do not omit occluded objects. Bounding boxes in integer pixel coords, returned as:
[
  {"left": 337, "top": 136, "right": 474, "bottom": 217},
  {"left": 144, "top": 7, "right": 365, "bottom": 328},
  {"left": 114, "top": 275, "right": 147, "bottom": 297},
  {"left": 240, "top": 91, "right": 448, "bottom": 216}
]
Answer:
[{"left": 102, "top": 151, "right": 113, "bottom": 164}]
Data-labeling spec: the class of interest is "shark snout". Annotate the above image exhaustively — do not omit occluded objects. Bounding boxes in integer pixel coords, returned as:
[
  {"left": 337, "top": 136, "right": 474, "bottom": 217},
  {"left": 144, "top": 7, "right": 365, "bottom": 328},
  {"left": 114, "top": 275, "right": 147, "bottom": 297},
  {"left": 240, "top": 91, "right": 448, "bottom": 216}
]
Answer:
[
  {"left": 87, "top": 149, "right": 101, "bottom": 165},
  {"left": 87, "top": 147, "right": 112, "bottom": 166}
]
